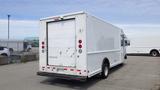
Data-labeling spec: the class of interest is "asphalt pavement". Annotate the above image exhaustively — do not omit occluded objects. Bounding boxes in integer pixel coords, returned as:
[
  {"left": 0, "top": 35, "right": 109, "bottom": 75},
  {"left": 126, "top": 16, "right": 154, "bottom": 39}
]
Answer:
[{"left": 0, "top": 56, "right": 159, "bottom": 90}]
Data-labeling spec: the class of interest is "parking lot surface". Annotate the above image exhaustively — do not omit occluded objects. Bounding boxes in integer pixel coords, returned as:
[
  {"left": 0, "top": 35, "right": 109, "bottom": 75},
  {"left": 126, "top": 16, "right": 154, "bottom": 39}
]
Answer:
[{"left": 0, "top": 56, "right": 159, "bottom": 90}]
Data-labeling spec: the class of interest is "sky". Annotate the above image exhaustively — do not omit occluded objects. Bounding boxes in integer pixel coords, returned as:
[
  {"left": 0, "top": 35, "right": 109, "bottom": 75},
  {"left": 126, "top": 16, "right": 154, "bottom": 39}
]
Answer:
[{"left": 0, "top": 0, "right": 160, "bottom": 40}]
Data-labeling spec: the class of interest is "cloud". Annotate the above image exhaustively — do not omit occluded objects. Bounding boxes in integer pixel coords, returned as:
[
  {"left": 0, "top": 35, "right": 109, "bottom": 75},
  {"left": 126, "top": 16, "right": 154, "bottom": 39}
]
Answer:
[
  {"left": 1, "top": 0, "right": 160, "bottom": 40},
  {"left": 116, "top": 24, "right": 160, "bottom": 39},
  {"left": 0, "top": 18, "right": 160, "bottom": 41},
  {"left": 0, "top": 0, "right": 160, "bottom": 24}
]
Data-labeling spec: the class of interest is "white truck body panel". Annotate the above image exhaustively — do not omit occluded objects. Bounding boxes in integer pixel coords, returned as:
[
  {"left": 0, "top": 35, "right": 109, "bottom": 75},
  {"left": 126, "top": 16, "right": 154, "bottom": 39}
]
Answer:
[
  {"left": 86, "top": 15, "right": 123, "bottom": 77},
  {"left": 38, "top": 12, "right": 127, "bottom": 80},
  {"left": 127, "top": 37, "right": 160, "bottom": 54}
]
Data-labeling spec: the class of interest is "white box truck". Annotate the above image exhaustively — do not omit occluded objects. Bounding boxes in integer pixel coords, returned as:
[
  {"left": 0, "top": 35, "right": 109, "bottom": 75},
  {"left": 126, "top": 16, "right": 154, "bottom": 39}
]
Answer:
[
  {"left": 127, "top": 36, "right": 160, "bottom": 57},
  {"left": 37, "top": 11, "right": 129, "bottom": 81}
]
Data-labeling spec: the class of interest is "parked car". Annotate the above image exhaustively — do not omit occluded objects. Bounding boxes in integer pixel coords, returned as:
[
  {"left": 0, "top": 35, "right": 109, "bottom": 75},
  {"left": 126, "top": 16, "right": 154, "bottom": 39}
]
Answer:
[{"left": 0, "top": 46, "right": 10, "bottom": 57}]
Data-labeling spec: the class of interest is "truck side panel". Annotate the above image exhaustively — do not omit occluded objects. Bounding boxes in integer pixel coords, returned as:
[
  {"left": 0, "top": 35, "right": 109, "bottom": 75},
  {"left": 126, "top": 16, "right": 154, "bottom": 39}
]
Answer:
[{"left": 86, "top": 15, "right": 123, "bottom": 77}]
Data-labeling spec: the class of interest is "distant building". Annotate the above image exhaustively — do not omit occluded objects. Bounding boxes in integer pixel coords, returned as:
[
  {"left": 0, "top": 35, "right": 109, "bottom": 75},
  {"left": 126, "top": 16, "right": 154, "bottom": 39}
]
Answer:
[
  {"left": 24, "top": 37, "right": 39, "bottom": 47},
  {"left": 0, "top": 39, "right": 24, "bottom": 51}
]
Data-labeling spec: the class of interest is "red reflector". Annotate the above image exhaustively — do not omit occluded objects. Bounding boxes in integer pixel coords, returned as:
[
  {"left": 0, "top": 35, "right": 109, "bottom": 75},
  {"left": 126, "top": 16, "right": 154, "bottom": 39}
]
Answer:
[
  {"left": 64, "top": 68, "right": 67, "bottom": 70},
  {"left": 78, "top": 40, "right": 82, "bottom": 43},
  {"left": 42, "top": 42, "right": 45, "bottom": 44},
  {"left": 42, "top": 46, "right": 45, "bottom": 48},
  {"left": 77, "top": 70, "right": 81, "bottom": 72},
  {"left": 79, "top": 45, "right": 82, "bottom": 48}
]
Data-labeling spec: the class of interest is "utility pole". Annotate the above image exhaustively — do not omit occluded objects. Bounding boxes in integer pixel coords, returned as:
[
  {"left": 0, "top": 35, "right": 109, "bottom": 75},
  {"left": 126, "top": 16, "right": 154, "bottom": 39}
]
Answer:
[
  {"left": 7, "top": 15, "right": 10, "bottom": 48},
  {"left": 7, "top": 15, "right": 10, "bottom": 40}
]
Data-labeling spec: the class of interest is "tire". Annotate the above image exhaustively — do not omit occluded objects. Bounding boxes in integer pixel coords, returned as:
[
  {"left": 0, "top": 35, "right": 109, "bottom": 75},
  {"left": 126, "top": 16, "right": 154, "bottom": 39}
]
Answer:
[
  {"left": 150, "top": 50, "right": 159, "bottom": 57},
  {"left": 1, "top": 53, "right": 8, "bottom": 57},
  {"left": 124, "top": 54, "right": 127, "bottom": 59},
  {"left": 101, "top": 62, "right": 109, "bottom": 79}
]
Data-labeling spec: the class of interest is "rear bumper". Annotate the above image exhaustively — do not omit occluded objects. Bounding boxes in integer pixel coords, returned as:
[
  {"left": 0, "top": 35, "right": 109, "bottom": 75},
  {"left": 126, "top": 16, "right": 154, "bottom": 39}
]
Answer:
[{"left": 37, "top": 71, "right": 87, "bottom": 81}]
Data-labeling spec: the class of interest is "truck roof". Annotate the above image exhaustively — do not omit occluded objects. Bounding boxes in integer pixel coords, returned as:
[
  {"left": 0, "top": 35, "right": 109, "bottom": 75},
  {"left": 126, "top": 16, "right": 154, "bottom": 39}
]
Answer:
[
  {"left": 40, "top": 11, "right": 85, "bottom": 21},
  {"left": 40, "top": 11, "right": 123, "bottom": 32}
]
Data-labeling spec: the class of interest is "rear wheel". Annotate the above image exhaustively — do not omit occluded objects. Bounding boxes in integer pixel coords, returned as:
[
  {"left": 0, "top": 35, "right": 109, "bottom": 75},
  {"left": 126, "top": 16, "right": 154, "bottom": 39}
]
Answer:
[
  {"left": 101, "top": 62, "right": 109, "bottom": 79},
  {"left": 124, "top": 54, "right": 127, "bottom": 59},
  {"left": 150, "top": 50, "right": 159, "bottom": 57},
  {"left": 1, "top": 53, "right": 8, "bottom": 57}
]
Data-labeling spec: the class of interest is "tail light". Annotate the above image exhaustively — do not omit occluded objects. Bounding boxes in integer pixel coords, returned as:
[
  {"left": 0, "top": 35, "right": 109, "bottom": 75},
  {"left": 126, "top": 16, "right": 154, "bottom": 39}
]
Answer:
[
  {"left": 78, "top": 45, "right": 82, "bottom": 48},
  {"left": 78, "top": 40, "right": 82, "bottom": 48},
  {"left": 41, "top": 41, "right": 45, "bottom": 53},
  {"left": 42, "top": 42, "right": 45, "bottom": 45},
  {"left": 78, "top": 40, "right": 82, "bottom": 43},
  {"left": 78, "top": 40, "right": 82, "bottom": 54},
  {"left": 64, "top": 68, "right": 68, "bottom": 70},
  {"left": 77, "top": 70, "right": 81, "bottom": 72}
]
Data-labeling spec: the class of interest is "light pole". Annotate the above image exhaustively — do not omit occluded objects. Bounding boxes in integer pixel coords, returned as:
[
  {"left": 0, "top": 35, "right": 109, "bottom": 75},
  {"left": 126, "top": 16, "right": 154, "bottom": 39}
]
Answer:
[
  {"left": 7, "top": 15, "right": 10, "bottom": 48},
  {"left": 7, "top": 15, "right": 10, "bottom": 40}
]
